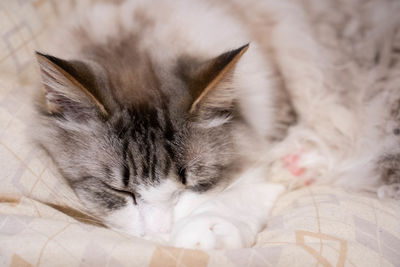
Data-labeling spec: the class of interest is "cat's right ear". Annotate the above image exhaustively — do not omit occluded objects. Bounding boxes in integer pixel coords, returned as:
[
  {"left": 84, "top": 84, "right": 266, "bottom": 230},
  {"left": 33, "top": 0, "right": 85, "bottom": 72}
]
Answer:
[
  {"left": 179, "top": 44, "right": 249, "bottom": 115},
  {"left": 35, "top": 52, "right": 108, "bottom": 119}
]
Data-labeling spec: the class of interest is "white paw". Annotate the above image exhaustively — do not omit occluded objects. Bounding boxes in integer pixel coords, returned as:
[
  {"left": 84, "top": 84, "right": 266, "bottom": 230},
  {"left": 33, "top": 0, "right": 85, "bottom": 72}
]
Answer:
[
  {"left": 377, "top": 183, "right": 400, "bottom": 199},
  {"left": 170, "top": 215, "right": 253, "bottom": 250}
]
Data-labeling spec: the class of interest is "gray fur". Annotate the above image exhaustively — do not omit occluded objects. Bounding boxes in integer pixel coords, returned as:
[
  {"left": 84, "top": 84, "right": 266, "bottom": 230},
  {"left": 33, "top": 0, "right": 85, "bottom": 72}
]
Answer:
[{"left": 34, "top": 33, "right": 263, "bottom": 219}]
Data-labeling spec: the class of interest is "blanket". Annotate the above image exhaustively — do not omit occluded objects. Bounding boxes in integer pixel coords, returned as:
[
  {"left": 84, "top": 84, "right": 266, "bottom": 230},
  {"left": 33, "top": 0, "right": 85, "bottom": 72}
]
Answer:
[{"left": 1, "top": 1, "right": 399, "bottom": 266}]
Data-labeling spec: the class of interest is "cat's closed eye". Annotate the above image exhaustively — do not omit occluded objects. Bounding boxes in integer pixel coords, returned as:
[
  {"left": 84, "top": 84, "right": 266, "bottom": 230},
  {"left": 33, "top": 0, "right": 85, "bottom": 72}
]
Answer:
[
  {"left": 117, "top": 189, "right": 137, "bottom": 205},
  {"left": 106, "top": 183, "right": 137, "bottom": 205}
]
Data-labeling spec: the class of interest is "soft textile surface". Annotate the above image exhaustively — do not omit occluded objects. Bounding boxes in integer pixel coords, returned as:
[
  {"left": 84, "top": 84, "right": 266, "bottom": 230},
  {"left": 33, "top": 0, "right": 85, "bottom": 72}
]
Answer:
[{"left": 1, "top": 1, "right": 400, "bottom": 266}]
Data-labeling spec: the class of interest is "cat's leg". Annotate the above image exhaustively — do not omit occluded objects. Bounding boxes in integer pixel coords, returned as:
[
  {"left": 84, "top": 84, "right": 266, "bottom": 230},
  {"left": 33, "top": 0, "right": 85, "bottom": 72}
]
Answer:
[
  {"left": 377, "top": 94, "right": 400, "bottom": 199},
  {"left": 170, "top": 173, "right": 285, "bottom": 249},
  {"left": 377, "top": 183, "right": 400, "bottom": 199},
  {"left": 377, "top": 154, "right": 400, "bottom": 200}
]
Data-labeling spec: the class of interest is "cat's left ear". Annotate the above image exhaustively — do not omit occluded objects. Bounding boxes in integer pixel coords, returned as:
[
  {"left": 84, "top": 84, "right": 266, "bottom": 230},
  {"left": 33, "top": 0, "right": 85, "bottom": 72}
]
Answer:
[
  {"left": 35, "top": 52, "right": 108, "bottom": 119},
  {"left": 182, "top": 44, "right": 249, "bottom": 114}
]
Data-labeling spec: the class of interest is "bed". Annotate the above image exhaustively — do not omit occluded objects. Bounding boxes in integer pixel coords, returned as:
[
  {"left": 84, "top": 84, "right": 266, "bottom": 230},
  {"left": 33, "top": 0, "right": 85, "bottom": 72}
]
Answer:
[{"left": 1, "top": 1, "right": 399, "bottom": 266}]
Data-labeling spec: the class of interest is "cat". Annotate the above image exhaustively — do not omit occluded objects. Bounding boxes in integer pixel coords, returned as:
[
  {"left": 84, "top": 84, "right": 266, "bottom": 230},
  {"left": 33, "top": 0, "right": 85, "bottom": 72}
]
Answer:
[{"left": 33, "top": 0, "right": 400, "bottom": 249}]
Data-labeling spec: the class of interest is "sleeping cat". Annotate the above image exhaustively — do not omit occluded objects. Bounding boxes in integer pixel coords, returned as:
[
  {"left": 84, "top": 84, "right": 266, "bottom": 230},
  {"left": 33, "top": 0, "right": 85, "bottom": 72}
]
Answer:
[{"left": 33, "top": 0, "right": 400, "bottom": 249}]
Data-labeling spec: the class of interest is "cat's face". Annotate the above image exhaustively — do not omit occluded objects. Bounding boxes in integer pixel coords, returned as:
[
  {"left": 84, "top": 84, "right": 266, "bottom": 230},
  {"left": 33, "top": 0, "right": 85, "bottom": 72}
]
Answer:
[{"left": 34, "top": 45, "right": 249, "bottom": 236}]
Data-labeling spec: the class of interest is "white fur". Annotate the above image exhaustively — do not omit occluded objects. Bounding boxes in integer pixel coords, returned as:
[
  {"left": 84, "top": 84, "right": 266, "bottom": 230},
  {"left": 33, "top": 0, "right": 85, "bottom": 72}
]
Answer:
[
  {"left": 198, "top": 116, "right": 232, "bottom": 128},
  {"left": 105, "top": 202, "right": 144, "bottom": 237},
  {"left": 170, "top": 166, "right": 285, "bottom": 249},
  {"left": 105, "top": 179, "right": 182, "bottom": 240},
  {"left": 137, "top": 179, "right": 182, "bottom": 235}
]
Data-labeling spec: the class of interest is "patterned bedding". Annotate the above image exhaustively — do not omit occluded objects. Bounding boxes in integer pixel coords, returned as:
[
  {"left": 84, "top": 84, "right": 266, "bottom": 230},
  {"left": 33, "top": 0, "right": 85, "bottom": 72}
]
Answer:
[{"left": 1, "top": 1, "right": 399, "bottom": 266}]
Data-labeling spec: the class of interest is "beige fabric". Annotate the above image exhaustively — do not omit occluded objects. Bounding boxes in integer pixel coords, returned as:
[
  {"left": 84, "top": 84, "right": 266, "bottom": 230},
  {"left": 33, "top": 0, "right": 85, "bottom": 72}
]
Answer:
[{"left": 1, "top": 1, "right": 400, "bottom": 266}]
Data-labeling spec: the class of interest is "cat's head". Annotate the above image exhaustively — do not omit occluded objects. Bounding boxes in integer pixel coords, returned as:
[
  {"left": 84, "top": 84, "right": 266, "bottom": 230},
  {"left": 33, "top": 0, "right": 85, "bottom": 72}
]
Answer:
[{"left": 34, "top": 44, "right": 249, "bottom": 236}]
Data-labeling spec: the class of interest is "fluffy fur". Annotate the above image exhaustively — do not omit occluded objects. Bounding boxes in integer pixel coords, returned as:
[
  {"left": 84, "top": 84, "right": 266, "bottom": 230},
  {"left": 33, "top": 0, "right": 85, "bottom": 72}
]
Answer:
[{"left": 33, "top": 0, "right": 400, "bottom": 249}]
